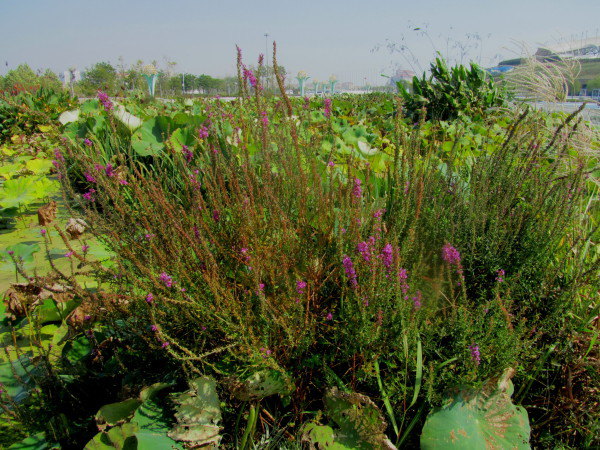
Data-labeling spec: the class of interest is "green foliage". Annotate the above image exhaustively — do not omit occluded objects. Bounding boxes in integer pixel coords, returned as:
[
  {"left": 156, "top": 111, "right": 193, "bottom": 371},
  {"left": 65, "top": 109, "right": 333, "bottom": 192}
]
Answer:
[
  {"left": 78, "top": 62, "right": 117, "bottom": 96},
  {"left": 421, "top": 370, "right": 530, "bottom": 449},
  {"left": 398, "top": 56, "right": 505, "bottom": 121},
  {"left": 0, "top": 86, "right": 74, "bottom": 141}
]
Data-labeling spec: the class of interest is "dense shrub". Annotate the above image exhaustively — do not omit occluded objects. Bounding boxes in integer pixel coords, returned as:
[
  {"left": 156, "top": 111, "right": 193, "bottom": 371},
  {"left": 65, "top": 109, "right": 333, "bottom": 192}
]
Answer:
[{"left": 398, "top": 56, "right": 506, "bottom": 121}]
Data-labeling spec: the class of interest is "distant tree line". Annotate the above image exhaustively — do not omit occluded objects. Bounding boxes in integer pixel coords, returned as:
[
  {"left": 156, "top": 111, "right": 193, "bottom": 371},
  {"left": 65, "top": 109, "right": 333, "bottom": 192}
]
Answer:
[
  {"left": 0, "top": 64, "right": 62, "bottom": 94},
  {"left": 1, "top": 60, "right": 277, "bottom": 97}
]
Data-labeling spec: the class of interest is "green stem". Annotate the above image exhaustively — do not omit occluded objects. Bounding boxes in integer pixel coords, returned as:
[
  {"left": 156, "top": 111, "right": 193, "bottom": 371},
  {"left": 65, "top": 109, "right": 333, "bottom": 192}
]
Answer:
[
  {"left": 374, "top": 359, "right": 399, "bottom": 438},
  {"left": 239, "top": 402, "right": 259, "bottom": 449}
]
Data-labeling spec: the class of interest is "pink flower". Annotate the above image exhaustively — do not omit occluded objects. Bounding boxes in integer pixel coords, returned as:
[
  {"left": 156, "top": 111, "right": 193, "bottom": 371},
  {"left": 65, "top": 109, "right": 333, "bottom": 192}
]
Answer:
[
  {"left": 145, "top": 293, "right": 154, "bottom": 303},
  {"left": 260, "top": 111, "right": 268, "bottom": 125},
  {"left": 296, "top": 280, "right": 307, "bottom": 294},
  {"left": 352, "top": 178, "right": 362, "bottom": 199},
  {"left": 324, "top": 98, "right": 332, "bottom": 118},
  {"left": 97, "top": 90, "right": 113, "bottom": 111},
  {"left": 159, "top": 272, "right": 173, "bottom": 288},
  {"left": 342, "top": 255, "right": 358, "bottom": 287},
  {"left": 496, "top": 269, "right": 505, "bottom": 283},
  {"left": 84, "top": 172, "right": 97, "bottom": 183},
  {"left": 198, "top": 126, "right": 209, "bottom": 139},
  {"left": 64, "top": 252, "right": 74, "bottom": 258},
  {"left": 182, "top": 145, "right": 193, "bottom": 163},
  {"left": 412, "top": 291, "right": 422, "bottom": 310},
  {"left": 53, "top": 149, "right": 65, "bottom": 161},
  {"left": 325, "top": 312, "right": 333, "bottom": 321},
  {"left": 82, "top": 189, "right": 96, "bottom": 202},
  {"left": 327, "top": 160, "right": 335, "bottom": 167},
  {"left": 104, "top": 164, "right": 115, "bottom": 177},
  {"left": 380, "top": 243, "right": 393, "bottom": 269},
  {"left": 83, "top": 139, "right": 93, "bottom": 147},
  {"left": 469, "top": 343, "right": 481, "bottom": 365},
  {"left": 40, "top": 229, "right": 47, "bottom": 236},
  {"left": 243, "top": 67, "right": 258, "bottom": 88},
  {"left": 442, "top": 243, "right": 461, "bottom": 266}
]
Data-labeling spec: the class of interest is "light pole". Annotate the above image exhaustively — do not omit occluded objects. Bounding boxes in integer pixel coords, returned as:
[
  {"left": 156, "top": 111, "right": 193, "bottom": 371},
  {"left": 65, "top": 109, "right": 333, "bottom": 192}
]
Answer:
[{"left": 264, "top": 32, "right": 269, "bottom": 90}]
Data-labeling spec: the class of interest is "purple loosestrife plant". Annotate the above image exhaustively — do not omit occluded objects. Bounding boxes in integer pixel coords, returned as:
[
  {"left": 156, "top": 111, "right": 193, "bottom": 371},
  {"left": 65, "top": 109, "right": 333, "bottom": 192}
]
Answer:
[
  {"left": 159, "top": 272, "right": 173, "bottom": 288},
  {"left": 324, "top": 98, "right": 332, "bottom": 118},
  {"left": 469, "top": 343, "right": 481, "bottom": 365},
  {"left": 97, "top": 90, "right": 113, "bottom": 112},
  {"left": 342, "top": 255, "right": 358, "bottom": 288}
]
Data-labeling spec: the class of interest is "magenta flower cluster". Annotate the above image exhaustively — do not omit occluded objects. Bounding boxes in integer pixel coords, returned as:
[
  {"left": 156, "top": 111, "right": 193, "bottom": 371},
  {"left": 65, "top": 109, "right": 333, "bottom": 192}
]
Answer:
[
  {"left": 342, "top": 255, "right": 358, "bottom": 287},
  {"left": 182, "top": 145, "right": 193, "bottom": 163},
  {"left": 159, "top": 272, "right": 173, "bottom": 288},
  {"left": 442, "top": 243, "right": 461, "bottom": 266},
  {"left": 380, "top": 244, "right": 393, "bottom": 269},
  {"left": 324, "top": 98, "right": 332, "bottom": 118},
  {"left": 243, "top": 67, "right": 258, "bottom": 88},
  {"left": 496, "top": 269, "right": 505, "bottom": 283},
  {"left": 296, "top": 280, "right": 307, "bottom": 294},
  {"left": 469, "top": 343, "right": 481, "bottom": 365},
  {"left": 82, "top": 189, "right": 96, "bottom": 201},
  {"left": 198, "top": 126, "right": 209, "bottom": 139},
  {"left": 352, "top": 178, "right": 362, "bottom": 199},
  {"left": 97, "top": 90, "right": 113, "bottom": 111},
  {"left": 357, "top": 236, "right": 375, "bottom": 262}
]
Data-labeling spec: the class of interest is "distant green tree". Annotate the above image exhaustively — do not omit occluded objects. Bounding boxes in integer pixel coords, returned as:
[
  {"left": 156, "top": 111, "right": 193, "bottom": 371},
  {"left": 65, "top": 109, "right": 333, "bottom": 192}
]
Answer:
[
  {"left": 197, "top": 75, "right": 222, "bottom": 93},
  {"left": 39, "top": 69, "right": 63, "bottom": 91},
  {"left": 587, "top": 75, "right": 600, "bottom": 91},
  {"left": 1, "top": 64, "right": 39, "bottom": 92},
  {"left": 78, "top": 62, "right": 117, "bottom": 96}
]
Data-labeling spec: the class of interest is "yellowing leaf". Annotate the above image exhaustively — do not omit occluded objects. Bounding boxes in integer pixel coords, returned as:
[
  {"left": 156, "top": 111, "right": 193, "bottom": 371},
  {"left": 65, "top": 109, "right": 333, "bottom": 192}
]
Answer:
[{"left": 37, "top": 125, "right": 52, "bottom": 133}]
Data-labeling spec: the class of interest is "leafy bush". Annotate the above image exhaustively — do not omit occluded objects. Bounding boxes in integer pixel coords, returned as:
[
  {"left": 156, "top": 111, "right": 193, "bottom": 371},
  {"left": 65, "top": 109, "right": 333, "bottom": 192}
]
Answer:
[
  {"left": 0, "top": 87, "right": 75, "bottom": 142},
  {"left": 398, "top": 56, "right": 505, "bottom": 121}
]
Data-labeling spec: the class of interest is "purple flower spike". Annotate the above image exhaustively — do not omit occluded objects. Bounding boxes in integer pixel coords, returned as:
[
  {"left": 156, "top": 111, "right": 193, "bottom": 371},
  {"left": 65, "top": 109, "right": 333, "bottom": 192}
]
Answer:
[
  {"left": 442, "top": 243, "right": 461, "bottom": 266},
  {"left": 324, "top": 98, "right": 332, "bottom": 118},
  {"left": 159, "top": 272, "right": 173, "bottom": 288},
  {"left": 296, "top": 280, "right": 307, "bottom": 294},
  {"left": 342, "top": 255, "right": 358, "bottom": 288},
  {"left": 352, "top": 178, "right": 362, "bottom": 199},
  {"left": 469, "top": 343, "right": 481, "bottom": 365}
]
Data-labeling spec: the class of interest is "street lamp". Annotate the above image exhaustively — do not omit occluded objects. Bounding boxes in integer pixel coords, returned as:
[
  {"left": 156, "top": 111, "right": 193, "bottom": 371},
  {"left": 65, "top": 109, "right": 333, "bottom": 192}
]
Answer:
[{"left": 264, "top": 32, "right": 269, "bottom": 89}]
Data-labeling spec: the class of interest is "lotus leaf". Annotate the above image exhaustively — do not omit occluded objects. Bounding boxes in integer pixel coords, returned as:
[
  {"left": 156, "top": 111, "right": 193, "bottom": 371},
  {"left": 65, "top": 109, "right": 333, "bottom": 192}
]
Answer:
[
  {"left": 420, "top": 369, "right": 530, "bottom": 449},
  {"left": 168, "top": 376, "right": 222, "bottom": 448},
  {"left": 0, "top": 177, "right": 37, "bottom": 208},
  {"left": 95, "top": 399, "right": 143, "bottom": 429},
  {"left": 25, "top": 159, "right": 54, "bottom": 175},
  {"left": 84, "top": 422, "right": 138, "bottom": 450},
  {"left": 131, "top": 117, "right": 175, "bottom": 156}
]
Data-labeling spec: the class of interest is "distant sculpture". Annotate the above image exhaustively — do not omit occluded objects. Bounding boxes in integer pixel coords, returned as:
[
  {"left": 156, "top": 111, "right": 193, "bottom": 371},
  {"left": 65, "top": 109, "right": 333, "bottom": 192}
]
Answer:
[
  {"left": 329, "top": 76, "right": 338, "bottom": 95},
  {"left": 313, "top": 80, "right": 320, "bottom": 95},
  {"left": 143, "top": 64, "right": 159, "bottom": 97},
  {"left": 296, "top": 71, "right": 310, "bottom": 97}
]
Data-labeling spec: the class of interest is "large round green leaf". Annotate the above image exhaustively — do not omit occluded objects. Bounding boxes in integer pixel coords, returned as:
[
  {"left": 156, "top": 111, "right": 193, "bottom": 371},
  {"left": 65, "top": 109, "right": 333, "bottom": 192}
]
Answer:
[
  {"left": 131, "top": 117, "right": 174, "bottom": 156},
  {"left": 0, "top": 177, "right": 37, "bottom": 208},
  {"left": 420, "top": 370, "right": 530, "bottom": 449}
]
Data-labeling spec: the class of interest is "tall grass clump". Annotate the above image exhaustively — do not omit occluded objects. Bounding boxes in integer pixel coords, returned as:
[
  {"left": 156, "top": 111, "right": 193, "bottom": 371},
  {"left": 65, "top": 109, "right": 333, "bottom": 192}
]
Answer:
[{"left": 6, "top": 45, "right": 598, "bottom": 447}]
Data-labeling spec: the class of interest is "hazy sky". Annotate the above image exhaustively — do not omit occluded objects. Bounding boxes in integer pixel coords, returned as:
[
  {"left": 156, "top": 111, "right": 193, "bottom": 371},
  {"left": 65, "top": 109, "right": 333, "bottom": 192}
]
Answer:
[{"left": 1, "top": 0, "right": 598, "bottom": 84}]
